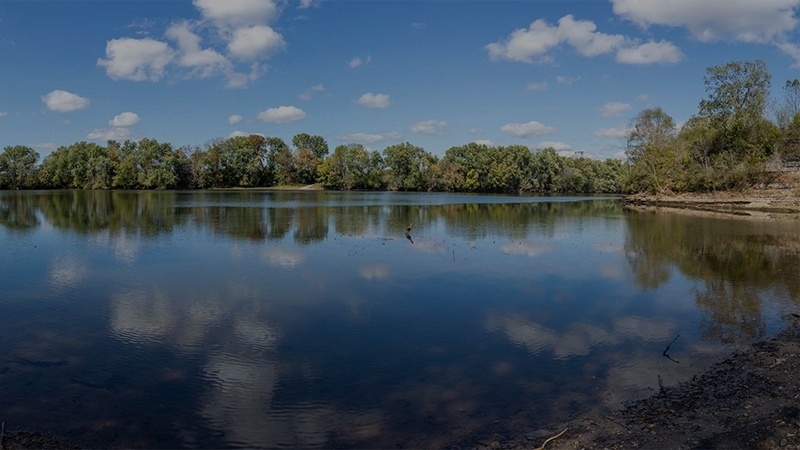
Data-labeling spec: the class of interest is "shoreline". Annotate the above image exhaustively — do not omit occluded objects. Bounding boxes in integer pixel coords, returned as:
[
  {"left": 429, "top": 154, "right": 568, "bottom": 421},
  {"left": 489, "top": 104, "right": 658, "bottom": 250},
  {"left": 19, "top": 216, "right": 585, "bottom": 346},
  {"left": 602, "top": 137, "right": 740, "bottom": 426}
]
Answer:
[
  {"left": 480, "top": 314, "right": 800, "bottom": 450},
  {"left": 620, "top": 189, "right": 800, "bottom": 219}
]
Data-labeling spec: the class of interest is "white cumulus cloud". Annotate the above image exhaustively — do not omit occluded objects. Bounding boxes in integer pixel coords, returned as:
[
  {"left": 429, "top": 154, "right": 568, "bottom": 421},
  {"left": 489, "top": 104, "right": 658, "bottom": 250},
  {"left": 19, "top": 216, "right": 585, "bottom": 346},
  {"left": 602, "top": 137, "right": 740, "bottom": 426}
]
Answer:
[
  {"left": 166, "top": 21, "right": 233, "bottom": 80},
  {"left": 486, "top": 14, "right": 683, "bottom": 66},
  {"left": 193, "top": 0, "right": 279, "bottom": 27},
  {"left": 109, "top": 112, "right": 141, "bottom": 127},
  {"left": 500, "top": 121, "right": 557, "bottom": 137},
  {"left": 616, "top": 40, "right": 683, "bottom": 65},
  {"left": 486, "top": 15, "right": 624, "bottom": 63},
  {"left": 227, "top": 25, "right": 286, "bottom": 60},
  {"left": 0, "top": 112, "right": 8, "bottom": 117},
  {"left": 348, "top": 56, "right": 371, "bottom": 68},
  {"left": 100, "top": 1, "right": 285, "bottom": 88},
  {"left": 299, "top": 83, "right": 325, "bottom": 100},
  {"left": 257, "top": 105, "right": 306, "bottom": 123},
  {"left": 383, "top": 131, "right": 403, "bottom": 140},
  {"left": 601, "top": 102, "right": 632, "bottom": 118},
  {"left": 535, "top": 141, "right": 572, "bottom": 151},
  {"left": 88, "top": 127, "right": 133, "bottom": 141},
  {"left": 594, "top": 126, "right": 631, "bottom": 138},
  {"left": 556, "top": 75, "right": 580, "bottom": 85},
  {"left": 41, "top": 90, "right": 90, "bottom": 112},
  {"left": 97, "top": 38, "right": 175, "bottom": 82},
  {"left": 228, "top": 130, "right": 264, "bottom": 138},
  {"left": 610, "top": 0, "right": 800, "bottom": 43},
  {"left": 409, "top": 120, "right": 447, "bottom": 135},
  {"left": 229, "top": 114, "right": 243, "bottom": 124},
  {"left": 473, "top": 139, "right": 494, "bottom": 146},
  {"left": 299, "top": 0, "right": 318, "bottom": 9},
  {"left": 357, "top": 92, "right": 391, "bottom": 108}
]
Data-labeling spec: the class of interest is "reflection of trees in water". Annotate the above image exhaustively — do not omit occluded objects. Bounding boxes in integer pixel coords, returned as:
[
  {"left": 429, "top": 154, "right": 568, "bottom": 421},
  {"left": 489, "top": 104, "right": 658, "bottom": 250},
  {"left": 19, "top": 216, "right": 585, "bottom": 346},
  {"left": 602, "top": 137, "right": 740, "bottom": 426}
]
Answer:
[
  {"left": 695, "top": 279, "right": 765, "bottom": 344},
  {"left": 0, "top": 191, "right": 620, "bottom": 244},
  {"left": 624, "top": 209, "right": 800, "bottom": 344},
  {"left": 333, "top": 205, "right": 382, "bottom": 236},
  {"left": 29, "top": 191, "right": 190, "bottom": 237},
  {"left": 294, "top": 207, "right": 328, "bottom": 245},
  {"left": 0, "top": 193, "right": 39, "bottom": 231},
  {"left": 268, "top": 207, "right": 294, "bottom": 240},
  {"left": 197, "top": 206, "right": 268, "bottom": 241}
]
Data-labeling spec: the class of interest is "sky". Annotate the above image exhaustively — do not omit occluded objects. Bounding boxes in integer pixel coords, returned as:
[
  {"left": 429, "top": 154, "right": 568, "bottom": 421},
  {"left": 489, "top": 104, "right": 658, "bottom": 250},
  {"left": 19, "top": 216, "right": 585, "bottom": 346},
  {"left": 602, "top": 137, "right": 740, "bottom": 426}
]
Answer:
[{"left": 2, "top": 0, "right": 800, "bottom": 159}]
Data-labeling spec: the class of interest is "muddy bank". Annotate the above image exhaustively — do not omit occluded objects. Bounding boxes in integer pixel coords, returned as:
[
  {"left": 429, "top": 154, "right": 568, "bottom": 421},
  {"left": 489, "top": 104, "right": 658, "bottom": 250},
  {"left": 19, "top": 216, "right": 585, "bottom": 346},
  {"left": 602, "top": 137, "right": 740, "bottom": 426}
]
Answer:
[
  {"left": 0, "top": 430, "right": 79, "bottom": 450},
  {"left": 621, "top": 190, "right": 800, "bottom": 218},
  {"left": 476, "top": 314, "right": 800, "bottom": 450}
]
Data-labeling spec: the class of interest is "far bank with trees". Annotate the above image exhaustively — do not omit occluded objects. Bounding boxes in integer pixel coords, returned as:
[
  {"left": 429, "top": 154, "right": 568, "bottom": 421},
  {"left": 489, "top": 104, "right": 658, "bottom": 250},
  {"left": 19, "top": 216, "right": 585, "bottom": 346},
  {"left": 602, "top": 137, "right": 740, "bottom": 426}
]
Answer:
[{"left": 2, "top": 59, "right": 799, "bottom": 196}]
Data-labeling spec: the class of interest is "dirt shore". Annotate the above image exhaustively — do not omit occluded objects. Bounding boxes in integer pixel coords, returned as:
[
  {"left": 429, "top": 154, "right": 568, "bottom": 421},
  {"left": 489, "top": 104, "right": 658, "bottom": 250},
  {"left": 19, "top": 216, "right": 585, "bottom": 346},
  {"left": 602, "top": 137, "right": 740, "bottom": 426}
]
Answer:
[
  {"left": 477, "top": 314, "right": 800, "bottom": 450},
  {"left": 620, "top": 188, "right": 800, "bottom": 219}
]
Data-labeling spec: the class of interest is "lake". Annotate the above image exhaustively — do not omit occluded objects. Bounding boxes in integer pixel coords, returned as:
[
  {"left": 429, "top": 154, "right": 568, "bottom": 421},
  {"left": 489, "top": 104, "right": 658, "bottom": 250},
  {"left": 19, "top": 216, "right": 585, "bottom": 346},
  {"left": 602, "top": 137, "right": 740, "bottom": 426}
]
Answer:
[{"left": 1, "top": 190, "right": 798, "bottom": 449}]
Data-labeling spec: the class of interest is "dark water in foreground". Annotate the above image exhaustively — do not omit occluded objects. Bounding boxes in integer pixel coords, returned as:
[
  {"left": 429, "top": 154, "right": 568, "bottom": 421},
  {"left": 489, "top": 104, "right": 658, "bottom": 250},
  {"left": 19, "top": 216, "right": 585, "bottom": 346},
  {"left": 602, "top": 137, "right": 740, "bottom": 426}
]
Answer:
[{"left": 1, "top": 190, "right": 799, "bottom": 448}]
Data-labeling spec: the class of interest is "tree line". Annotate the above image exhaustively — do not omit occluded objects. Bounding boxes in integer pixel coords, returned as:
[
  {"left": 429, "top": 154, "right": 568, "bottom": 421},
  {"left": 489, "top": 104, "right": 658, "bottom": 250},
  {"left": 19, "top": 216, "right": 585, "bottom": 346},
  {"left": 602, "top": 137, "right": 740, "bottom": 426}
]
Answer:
[
  {"left": 5, "top": 59, "right": 795, "bottom": 194},
  {"left": 625, "top": 59, "right": 800, "bottom": 193},
  {"left": 0, "top": 134, "right": 624, "bottom": 193}
]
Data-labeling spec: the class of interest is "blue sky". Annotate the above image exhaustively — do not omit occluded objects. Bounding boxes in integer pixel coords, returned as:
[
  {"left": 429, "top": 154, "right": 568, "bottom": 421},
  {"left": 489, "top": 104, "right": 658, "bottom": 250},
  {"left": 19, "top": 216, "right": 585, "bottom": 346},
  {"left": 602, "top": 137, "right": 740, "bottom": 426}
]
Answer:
[{"left": 2, "top": 0, "right": 800, "bottom": 159}]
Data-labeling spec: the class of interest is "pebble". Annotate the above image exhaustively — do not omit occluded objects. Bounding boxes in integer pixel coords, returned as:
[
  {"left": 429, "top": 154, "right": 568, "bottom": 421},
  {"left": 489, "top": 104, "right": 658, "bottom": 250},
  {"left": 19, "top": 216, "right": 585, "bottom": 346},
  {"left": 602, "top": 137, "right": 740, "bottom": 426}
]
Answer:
[
  {"left": 489, "top": 441, "right": 501, "bottom": 449},
  {"left": 781, "top": 439, "right": 788, "bottom": 447}
]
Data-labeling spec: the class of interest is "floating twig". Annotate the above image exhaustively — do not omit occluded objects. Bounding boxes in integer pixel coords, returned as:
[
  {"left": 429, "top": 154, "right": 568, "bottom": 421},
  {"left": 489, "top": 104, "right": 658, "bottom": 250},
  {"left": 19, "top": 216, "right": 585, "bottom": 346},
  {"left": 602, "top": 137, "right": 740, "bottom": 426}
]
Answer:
[
  {"left": 534, "top": 427, "right": 568, "bottom": 450},
  {"left": 663, "top": 334, "right": 680, "bottom": 363}
]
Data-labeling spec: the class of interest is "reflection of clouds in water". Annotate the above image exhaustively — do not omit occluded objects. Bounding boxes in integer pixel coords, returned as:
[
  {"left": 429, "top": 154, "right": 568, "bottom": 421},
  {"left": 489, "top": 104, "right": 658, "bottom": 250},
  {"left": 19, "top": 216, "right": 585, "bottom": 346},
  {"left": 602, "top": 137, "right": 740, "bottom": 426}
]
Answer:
[
  {"left": 358, "top": 264, "right": 390, "bottom": 280},
  {"left": 89, "top": 231, "right": 140, "bottom": 263},
  {"left": 111, "top": 290, "right": 175, "bottom": 345},
  {"left": 108, "top": 282, "right": 385, "bottom": 447},
  {"left": 201, "top": 354, "right": 283, "bottom": 445},
  {"left": 598, "top": 263, "right": 626, "bottom": 280},
  {"left": 487, "top": 314, "right": 674, "bottom": 359},
  {"left": 261, "top": 247, "right": 305, "bottom": 269},
  {"left": 500, "top": 241, "right": 552, "bottom": 257},
  {"left": 230, "top": 243, "right": 244, "bottom": 261},
  {"left": 200, "top": 353, "right": 383, "bottom": 448},
  {"left": 50, "top": 255, "right": 88, "bottom": 288},
  {"left": 111, "top": 234, "right": 139, "bottom": 263},
  {"left": 234, "top": 316, "right": 280, "bottom": 351}
]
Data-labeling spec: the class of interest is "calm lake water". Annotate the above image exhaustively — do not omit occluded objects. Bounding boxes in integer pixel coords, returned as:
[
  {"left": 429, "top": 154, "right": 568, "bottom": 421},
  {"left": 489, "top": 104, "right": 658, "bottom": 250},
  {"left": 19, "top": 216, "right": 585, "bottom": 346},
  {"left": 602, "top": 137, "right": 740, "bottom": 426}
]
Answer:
[{"left": 1, "top": 190, "right": 799, "bottom": 448}]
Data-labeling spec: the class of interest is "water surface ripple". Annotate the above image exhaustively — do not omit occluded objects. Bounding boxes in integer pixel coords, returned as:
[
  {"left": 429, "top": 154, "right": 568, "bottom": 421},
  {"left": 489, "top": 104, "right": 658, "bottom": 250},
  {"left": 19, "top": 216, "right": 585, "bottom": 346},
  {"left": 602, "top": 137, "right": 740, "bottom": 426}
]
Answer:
[{"left": 1, "top": 190, "right": 798, "bottom": 448}]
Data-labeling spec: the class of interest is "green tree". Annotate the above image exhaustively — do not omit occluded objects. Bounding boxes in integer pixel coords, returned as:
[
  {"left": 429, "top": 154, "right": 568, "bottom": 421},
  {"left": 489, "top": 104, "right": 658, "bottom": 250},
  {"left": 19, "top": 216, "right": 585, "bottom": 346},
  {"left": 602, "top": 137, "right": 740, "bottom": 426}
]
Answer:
[
  {"left": 136, "top": 138, "right": 182, "bottom": 189},
  {"left": 625, "top": 108, "right": 678, "bottom": 192},
  {"left": 292, "top": 133, "right": 329, "bottom": 159},
  {"left": 699, "top": 60, "right": 771, "bottom": 128},
  {"left": 382, "top": 142, "right": 430, "bottom": 190},
  {"left": 266, "top": 137, "right": 295, "bottom": 185},
  {"left": 0, "top": 145, "right": 39, "bottom": 189}
]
